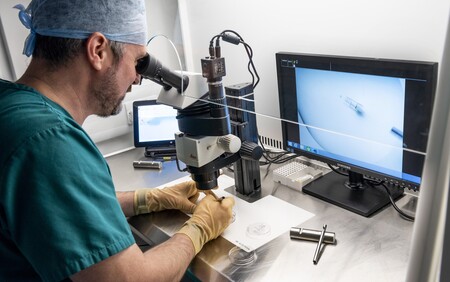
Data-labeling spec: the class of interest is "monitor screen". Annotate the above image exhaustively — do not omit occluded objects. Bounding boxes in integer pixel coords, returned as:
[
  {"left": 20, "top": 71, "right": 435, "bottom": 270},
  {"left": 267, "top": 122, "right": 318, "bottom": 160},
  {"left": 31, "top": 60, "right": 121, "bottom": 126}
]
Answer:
[
  {"left": 276, "top": 52, "right": 438, "bottom": 216},
  {"left": 133, "top": 100, "right": 178, "bottom": 148}
]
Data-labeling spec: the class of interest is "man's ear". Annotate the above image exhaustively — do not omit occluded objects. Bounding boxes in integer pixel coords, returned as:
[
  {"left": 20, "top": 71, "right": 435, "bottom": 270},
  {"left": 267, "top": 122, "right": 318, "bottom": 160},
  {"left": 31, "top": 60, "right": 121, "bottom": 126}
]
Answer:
[{"left": 85, "top": 32, "right": 110, "bottom": 71}]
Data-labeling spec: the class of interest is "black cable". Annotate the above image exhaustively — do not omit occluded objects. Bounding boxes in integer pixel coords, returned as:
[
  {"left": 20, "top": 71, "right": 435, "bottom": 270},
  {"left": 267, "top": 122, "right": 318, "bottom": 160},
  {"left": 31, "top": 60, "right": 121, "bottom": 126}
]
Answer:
[
  {"left": 327, "top": 163, "right": 348, "bottom": 177},
  {"left": 175, "top": 157, "right": 188, "bottom": 173},
  {"left": 380, "top": 183, "right": 415, "bottom": 221},
  {"left": 226, "top": 164, "right": 234, "bottom": 173},
  {"left": 209, "top": 30, "right": 260, "bottom": 90},
  {"left": 327, "top": 164, "right": 415, "bottom": 221},
  {"left": 242, "top": 42, "right": 260, "bottom": 88},
  {"left": 209, "top": 35, "right": 221, "bottom": 47},
  {"left": 261, "top": 148, "right": 288, "bottom": 162},
  {"left": 263, "top": 162, "right": 272, "bottom": 179},
  {"left": 261, "top": 152, "right": 297, "bottom": 164},
  {"left": 257, "top": 136, "right": 297, "bottom": 165},
  {"left": 259, "top": 151, "right": 292, "bottom": 165}
]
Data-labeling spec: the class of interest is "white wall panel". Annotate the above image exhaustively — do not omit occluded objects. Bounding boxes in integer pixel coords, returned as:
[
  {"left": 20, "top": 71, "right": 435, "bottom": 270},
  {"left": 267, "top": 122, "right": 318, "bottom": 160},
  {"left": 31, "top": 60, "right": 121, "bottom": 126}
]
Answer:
[
  {"left": 0, "top": 17, "right": 13, "bottom": 80},
  {"left": 179, "top": 0, "right": 450, "bottom": 143},
  {"left": 0, "top": 0, "right": 31, "bottom": 80}
]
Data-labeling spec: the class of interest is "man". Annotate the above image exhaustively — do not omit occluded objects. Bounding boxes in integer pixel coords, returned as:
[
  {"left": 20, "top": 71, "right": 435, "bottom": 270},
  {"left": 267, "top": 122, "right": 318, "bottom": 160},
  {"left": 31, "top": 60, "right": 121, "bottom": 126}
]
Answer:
[{"left": 0, "top": 0, "right": 234, "bottom": 281}]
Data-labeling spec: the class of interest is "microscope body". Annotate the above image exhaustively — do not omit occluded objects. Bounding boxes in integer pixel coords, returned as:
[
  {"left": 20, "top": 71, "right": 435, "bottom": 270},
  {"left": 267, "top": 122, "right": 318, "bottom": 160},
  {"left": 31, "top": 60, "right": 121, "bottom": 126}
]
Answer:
[
  {"left": 173, "top": 56, "right": 242, "bottom": 190},
  {"left": 137, "top": 51, "right": 262, "bottom": 193}
]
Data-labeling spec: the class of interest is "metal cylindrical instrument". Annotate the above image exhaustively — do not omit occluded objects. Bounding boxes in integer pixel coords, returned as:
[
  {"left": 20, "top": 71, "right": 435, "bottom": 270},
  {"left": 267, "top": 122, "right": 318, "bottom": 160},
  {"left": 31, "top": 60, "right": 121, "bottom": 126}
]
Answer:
[{"left": 290, "top": 227, "right": 336, "bottom": 244}]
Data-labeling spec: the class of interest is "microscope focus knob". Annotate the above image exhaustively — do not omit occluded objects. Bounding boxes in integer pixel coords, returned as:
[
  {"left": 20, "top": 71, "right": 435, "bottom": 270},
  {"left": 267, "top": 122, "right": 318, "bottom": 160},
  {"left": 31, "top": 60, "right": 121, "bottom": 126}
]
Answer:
[
  {"left": 217, "top": 134, "right": 241, "bottom": 153},
  {"left": 240, "top": 141, "right": 264, "bottom": 160}
]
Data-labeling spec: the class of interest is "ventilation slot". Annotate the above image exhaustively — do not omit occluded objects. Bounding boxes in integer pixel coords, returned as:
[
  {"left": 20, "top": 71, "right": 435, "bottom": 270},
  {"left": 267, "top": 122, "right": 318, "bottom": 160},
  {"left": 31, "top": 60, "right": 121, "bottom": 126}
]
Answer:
[{"left": 259, "top": 135, "right": 283, "bottom": 150}]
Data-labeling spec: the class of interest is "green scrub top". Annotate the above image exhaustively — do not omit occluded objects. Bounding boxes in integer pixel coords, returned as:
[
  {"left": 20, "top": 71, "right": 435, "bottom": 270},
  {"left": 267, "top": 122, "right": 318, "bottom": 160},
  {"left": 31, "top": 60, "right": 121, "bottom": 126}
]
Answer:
[{"left": 0, "top": 79, "right": 135, "bottom": 281}]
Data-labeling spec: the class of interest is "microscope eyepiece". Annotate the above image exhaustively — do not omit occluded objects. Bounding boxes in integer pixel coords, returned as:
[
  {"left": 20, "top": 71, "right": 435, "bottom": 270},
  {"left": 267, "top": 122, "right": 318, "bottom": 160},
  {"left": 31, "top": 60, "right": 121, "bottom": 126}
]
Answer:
[{"left": 136, "top": 53, "right": 189, "bottom": 93}]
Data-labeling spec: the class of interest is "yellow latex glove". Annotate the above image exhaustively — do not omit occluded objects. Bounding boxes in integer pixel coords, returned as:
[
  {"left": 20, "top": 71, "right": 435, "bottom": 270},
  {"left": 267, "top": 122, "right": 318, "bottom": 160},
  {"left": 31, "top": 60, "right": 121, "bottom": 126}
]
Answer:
[
  {"left": 134, "top": 181, "right": 200, "bottom": 215},
  {"left": 176, "top": 194, "right": 235, "bottom": 254}
]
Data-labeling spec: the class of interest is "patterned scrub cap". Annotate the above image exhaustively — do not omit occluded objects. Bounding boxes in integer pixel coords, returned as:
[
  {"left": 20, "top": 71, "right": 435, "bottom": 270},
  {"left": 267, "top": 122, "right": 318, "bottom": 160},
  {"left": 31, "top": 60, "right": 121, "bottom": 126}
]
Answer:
[{"left": 14, "top": 0, "right": 148, "bottom": 57}]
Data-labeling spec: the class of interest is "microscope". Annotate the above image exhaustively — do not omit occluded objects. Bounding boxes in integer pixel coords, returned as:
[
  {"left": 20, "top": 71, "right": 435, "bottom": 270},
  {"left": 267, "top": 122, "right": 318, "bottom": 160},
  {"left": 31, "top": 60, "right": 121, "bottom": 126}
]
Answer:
[{"left": 136, "top": 33, "right": 262, "bottom": 195}]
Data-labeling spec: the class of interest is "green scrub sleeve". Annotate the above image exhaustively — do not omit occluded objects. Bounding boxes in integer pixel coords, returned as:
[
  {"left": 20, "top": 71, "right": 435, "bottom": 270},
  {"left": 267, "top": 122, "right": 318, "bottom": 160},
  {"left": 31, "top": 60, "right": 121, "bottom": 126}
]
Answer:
[{"left": 2, "top": 122, "right": 135, "bottom": 281}]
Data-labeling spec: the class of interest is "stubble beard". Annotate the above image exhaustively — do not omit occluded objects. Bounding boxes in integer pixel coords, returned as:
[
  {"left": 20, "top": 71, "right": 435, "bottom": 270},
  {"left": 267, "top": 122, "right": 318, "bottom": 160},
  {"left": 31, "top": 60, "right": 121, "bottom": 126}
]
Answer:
[{"left": 93, "top": 66, "right": 126, "bottom": 117}]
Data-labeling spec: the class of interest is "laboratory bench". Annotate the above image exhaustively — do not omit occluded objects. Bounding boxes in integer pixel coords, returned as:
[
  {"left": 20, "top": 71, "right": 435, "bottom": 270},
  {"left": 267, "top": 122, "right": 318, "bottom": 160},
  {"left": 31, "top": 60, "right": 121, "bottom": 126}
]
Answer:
[{"left": 106, "top": 148, "right": 416, "bottom": 282}]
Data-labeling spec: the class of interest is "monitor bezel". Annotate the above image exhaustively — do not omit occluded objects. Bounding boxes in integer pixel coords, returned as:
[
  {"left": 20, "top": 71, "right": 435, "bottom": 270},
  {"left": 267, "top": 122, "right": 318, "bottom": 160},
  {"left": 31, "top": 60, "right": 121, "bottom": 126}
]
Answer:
[
  {"left": 132, "top": 99, "right": 177, "bottom": 148},
  {"left": 276, "top": 52, "right": 438, "bottom": 191}
]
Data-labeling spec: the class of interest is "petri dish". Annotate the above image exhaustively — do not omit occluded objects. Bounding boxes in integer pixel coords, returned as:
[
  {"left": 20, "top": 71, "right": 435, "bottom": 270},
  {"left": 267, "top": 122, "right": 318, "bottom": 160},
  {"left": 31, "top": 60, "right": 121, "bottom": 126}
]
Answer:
[
  {"left": 246, "top": 222, "right": 271, "bottom": 238},
  {"left": 228, "top": 246, "right": 257, "bottom": 266}
]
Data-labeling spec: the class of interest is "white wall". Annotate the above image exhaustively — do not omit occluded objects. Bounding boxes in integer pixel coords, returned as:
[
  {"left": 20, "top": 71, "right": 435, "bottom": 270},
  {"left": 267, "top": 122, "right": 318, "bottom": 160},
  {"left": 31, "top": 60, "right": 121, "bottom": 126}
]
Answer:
[
  {"left": 2, "top": 0, "right": 449, "bottom": 151},
  {"left": 0, "top": 0, "right": 32, "bottom": 80},
  {"left": 0, "top": 20, "right": 12, "bottom": 80},
  {"left": 179, "top": 0, "right": 450, "bottom": 143}
]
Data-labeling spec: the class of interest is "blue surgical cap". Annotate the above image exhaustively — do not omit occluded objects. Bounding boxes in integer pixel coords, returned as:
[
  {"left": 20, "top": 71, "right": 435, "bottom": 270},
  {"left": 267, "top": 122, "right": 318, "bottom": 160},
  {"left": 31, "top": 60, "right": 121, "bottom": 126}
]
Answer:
[{"left": 14, "top": 0, "right": 148, "bottom": 57}]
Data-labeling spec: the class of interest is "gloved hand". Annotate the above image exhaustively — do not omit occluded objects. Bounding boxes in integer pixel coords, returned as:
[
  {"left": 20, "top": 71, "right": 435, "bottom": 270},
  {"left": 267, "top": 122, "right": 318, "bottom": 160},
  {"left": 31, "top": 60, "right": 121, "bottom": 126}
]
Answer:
[
  {"left": 176, "top": 194, "right": 235, "bottom": 254},
  {"left": 134, "top": 181, "right": 200, "bottom": 215}
]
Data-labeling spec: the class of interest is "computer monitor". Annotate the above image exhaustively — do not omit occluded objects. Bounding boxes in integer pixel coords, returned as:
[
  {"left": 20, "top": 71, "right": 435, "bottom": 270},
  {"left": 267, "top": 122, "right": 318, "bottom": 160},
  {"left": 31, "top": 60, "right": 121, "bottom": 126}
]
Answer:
[
  {"left": 133, "top": 100, "right": 178, "bottom": 157},
  {"left": 276, "top": 52, "right": 438, "bottom": 216}
]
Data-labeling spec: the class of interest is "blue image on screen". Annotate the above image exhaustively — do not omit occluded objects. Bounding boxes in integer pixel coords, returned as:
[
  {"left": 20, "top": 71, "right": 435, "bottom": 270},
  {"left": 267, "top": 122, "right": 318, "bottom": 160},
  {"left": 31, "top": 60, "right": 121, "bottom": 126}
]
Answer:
[
  {"left": 138, "top": 105, "right": 178, "bottom": 143},
  {"left": 295, "top": 67, "right": 405, "bottom": 178}
]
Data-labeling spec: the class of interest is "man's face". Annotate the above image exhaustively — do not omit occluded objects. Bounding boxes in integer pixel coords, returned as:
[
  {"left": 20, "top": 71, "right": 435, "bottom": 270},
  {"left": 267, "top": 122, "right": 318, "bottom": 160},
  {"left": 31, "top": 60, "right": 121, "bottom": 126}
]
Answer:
[{"left": 93, "top": 43, "right": 147, "bottom": 117}]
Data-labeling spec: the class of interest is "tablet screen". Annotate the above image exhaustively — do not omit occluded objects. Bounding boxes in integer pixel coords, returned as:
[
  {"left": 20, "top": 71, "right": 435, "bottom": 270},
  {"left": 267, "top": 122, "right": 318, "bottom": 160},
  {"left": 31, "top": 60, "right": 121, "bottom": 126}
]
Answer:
[{"left": 133, "top": 100, "right": 178, "bottom": 148}]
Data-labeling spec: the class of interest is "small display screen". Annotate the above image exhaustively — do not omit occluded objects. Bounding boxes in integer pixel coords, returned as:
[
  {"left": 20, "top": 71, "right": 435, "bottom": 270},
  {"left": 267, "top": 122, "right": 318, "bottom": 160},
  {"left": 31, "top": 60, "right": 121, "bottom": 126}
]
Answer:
[{"left": 133, "top": 100, "right": 178, "bottom": 148}]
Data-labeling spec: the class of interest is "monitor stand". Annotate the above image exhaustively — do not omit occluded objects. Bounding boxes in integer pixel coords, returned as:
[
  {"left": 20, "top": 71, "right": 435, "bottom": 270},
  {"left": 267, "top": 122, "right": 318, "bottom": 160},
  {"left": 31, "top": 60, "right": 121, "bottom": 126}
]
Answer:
[{"left": 302, "top": 170, "right": 404, "bottom": 217}]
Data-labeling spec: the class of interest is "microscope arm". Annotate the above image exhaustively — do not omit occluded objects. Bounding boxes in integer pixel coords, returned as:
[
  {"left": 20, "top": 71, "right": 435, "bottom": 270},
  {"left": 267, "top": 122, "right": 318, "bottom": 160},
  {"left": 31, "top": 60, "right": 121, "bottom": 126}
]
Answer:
[{"left": 136, "top": 42, "right": 262, "bottom": 194}]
